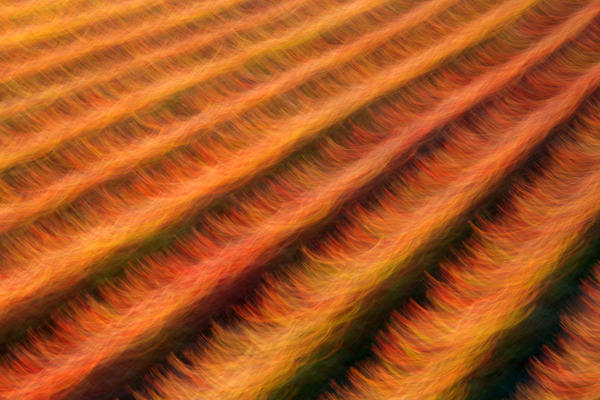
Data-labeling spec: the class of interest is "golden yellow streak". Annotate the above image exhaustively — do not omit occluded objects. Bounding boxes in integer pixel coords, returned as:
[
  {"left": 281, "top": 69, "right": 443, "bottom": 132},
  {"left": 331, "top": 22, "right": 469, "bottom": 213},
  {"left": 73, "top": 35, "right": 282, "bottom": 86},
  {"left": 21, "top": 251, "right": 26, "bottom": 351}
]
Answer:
[
  {"left": 0, "top": 0, "right": 168, "bottom": 50},
  {"left": 0, "top": 0, "right": 252, "bottom": 82}
]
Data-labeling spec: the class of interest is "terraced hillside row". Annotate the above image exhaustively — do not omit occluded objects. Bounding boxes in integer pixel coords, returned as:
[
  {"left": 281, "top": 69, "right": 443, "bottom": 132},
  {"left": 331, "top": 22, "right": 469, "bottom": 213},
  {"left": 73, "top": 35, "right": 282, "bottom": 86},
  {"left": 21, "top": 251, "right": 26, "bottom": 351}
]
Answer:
[{"left": 0, "top": 0, "right": 598, "bottom": 399}]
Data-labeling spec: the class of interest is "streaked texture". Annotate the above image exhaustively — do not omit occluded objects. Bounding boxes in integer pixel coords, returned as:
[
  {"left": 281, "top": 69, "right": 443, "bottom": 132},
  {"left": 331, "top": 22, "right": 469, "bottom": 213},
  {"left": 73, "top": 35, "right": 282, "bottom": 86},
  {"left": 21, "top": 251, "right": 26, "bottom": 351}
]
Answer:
[
  {"left": 0, "top": 0, "right": 598, "bottom": 399},
  {"left": 515, "top": 262, "right": 600, "bottom": 400}
]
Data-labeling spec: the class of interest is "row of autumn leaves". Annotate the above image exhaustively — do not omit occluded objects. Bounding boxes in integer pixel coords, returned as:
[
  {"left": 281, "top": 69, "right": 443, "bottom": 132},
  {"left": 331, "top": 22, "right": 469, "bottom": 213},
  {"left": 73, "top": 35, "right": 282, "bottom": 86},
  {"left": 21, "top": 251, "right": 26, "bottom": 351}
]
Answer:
[{"left": 0, "top": 0, "right": 599, "bottom": 398}]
